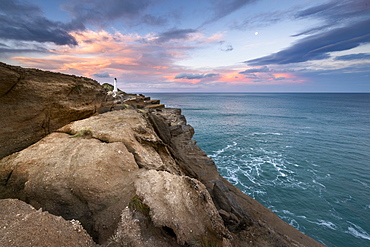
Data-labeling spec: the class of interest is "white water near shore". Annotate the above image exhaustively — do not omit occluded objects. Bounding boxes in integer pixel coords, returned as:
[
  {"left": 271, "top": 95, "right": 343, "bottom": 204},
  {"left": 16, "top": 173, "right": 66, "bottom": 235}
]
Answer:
[{"left": 147, "top": 93, "right": 370, "bottom": 247}]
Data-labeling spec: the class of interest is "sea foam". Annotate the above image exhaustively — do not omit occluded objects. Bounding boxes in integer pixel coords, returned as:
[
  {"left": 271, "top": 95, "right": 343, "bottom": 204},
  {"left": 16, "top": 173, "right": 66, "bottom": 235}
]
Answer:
[{"left": 346, "top": 222, "right": 370, "bottom": 240}]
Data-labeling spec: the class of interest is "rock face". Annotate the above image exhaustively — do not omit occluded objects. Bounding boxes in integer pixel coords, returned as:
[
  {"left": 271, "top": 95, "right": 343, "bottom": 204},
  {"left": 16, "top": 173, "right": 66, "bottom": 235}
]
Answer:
[
  {"left": 0, "top": 64, "right": 324, "bottom": 246},
  {"left": 0, "top": 199, "right": 95, "bottom": 246},
  {"left": 0, "top": 62, "right": 107, "bottom": 159},
  {"left": 0, "top": 109, "right": 324, "bottom": 246},
  {"left": 0, "top": 62, "right": 166, "bottom": 159}
]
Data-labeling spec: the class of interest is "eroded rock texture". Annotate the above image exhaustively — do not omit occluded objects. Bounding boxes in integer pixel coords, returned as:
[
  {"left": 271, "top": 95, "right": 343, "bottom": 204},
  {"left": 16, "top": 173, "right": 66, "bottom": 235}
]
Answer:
[
  {"left": 0, "top": 199, "right": 95, "bottom": 246},
  {"left": 0, "top": 63, "right": 324, "bottom": 246},
  {"left": 0, "top": 62, "right": 107, "bottom": 159},
  {"left": 0, "top": 108, "right": 324, "bottom": 246}
]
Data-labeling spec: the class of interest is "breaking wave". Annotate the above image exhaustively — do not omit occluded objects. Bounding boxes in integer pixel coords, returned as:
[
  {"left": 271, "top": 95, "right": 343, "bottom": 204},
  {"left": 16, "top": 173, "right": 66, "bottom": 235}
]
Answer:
[{"left": 346, "top": 222, "right": 370, "bottom": 240}]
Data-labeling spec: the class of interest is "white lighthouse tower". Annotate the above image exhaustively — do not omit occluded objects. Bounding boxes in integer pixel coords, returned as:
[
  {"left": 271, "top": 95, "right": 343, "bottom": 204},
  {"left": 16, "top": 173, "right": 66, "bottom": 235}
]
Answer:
[{"left": 113, "top": 78, "right": 118, "bottom": 97}]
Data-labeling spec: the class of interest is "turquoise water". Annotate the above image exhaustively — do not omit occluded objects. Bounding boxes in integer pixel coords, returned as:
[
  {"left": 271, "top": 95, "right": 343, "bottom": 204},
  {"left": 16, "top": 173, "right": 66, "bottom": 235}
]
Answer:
[{"left": 146, "top": 93, "right": 370, "bottom": 247}]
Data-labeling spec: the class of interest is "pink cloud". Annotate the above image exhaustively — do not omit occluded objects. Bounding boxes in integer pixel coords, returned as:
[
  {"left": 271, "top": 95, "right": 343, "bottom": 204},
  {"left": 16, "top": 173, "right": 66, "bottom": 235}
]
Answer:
[{"left": 10, "top": 29, "right": 305, "bottom": 91}]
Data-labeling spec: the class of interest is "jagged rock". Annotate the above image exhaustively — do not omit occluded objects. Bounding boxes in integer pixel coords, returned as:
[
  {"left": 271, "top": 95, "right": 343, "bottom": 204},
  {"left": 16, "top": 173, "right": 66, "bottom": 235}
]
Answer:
[
  {"left": 0, "top": 131, "right": 140, "bottom": 243},
  {"left": 0, "top": 108, "right": 323, "bottom": 246},
  {"left": 0, "top": 62, "right": 107, "bottom": 159},
  {"left": 0, "top": 110, "right": 231, "bottom": 245},
  {"left": 134, "top": 170, "right": 231, "bottom": 245},
  {"left": 0, "top": 110, "right": 183, "bottom": 244},
  {"left": 106, "top": 170, "right": 232, "bottom": 247},
  {"left": 58, "top": 110, "right": 181, "bottom": 173},
  {"left": 0, "top": 63, "right": 324, "bottom": 247},
  {"left": 147, "top": 108, "right": 324, "bottom": 247},
  {"left": 0, "top": 199, "right": 95, "bottom": 246}
]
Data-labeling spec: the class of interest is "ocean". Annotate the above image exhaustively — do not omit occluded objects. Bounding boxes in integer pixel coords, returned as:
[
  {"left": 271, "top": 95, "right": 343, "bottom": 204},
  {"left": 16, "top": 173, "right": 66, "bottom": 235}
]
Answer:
[{"left": 146, "top": 93, "right": 370, "bottom": 247}]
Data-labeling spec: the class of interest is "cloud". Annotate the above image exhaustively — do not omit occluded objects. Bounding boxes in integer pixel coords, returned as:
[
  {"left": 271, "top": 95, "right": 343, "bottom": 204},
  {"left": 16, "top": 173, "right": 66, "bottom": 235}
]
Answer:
[
  {"left": 221, "top": 44, "right": 234, "bottom": 52},
  {"left": 0, "top": 0, "right": 80, "bottom": 46},
  {"left": 0, "top": 41, "right": 50, "bottom": 56},
  {"left": 239, "top": 66, "right": 270, "bottom": 74},
  {"left": 293, "top": 0, "right": 370, "bottom": 36},
  {"left": 1, "top": 0, "right": 40, "bottom": 14},
  {"left": 232, "top": 0, "right": 370, "bottom": 34},
  {"left": 62, "top": 0, "right": 150, "bottom": 27},
  {"left": 246, "top": 19, "right": 370, "bottom": 66},
  {"left": 334, "top": 53, "right": 370, "bottom": 61},
  {"left": 11, "top": 28, "right": 225, "bottom": 90},
  {"left": 0, "top": 47, "right": 50, "bottom": 57},
  {"left": 93, "top": 72, "right": 111, "bottom": 78},
  {"left": 175, "top": 73, "right": 219, "bottom": 80},
  {"left": 141, "top": 14, "right": 167, "bottom": 26},
  {"left": 202, "top": 0, "right": 256, "bottom": 26},
  {"left": 295, "top": 0, "right": 370, "bottom": 22},
  {"left": 294, "top": 2, "right": 335, "bottom": 19},
  {"left": 155, "top": 29, "right": 199, "bottom": 43},
  {"left": 231, "top": 9, "right": 293, "bottom": 30}
]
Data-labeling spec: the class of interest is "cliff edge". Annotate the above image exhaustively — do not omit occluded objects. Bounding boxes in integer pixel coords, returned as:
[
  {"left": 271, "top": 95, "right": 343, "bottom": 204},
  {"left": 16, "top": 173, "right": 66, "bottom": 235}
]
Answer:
[{"left": 0, "top": 63, "right": 324, "bottom": 246}]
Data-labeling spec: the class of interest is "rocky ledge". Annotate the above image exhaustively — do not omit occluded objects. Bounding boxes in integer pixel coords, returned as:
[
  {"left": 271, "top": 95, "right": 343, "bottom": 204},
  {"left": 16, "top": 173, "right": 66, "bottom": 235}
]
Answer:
[{"left": 0, "top": 63, "right": 323, "bottom": 246}]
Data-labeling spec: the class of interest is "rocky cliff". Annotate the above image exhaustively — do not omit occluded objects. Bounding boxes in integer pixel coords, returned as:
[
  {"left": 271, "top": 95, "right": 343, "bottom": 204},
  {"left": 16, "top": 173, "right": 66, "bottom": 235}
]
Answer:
[{"left": 0, "top": 63, "right": 324, "bottom": 246}]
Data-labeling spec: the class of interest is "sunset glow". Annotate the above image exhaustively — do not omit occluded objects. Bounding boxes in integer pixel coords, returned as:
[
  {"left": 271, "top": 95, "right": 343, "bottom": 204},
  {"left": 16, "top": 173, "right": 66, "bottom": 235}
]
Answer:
[{"left": 1, "top": 0, "right": 369, "bottom": 92}]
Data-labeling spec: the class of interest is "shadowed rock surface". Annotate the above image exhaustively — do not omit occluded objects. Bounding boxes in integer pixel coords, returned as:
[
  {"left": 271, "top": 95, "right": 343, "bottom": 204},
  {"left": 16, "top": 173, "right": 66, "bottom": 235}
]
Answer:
[
  {"left": 0, "top": 63, "right": 324, "bottom": 246},
  {"left": 0, "top": 199, "right": 95, "bottom": 246},
  {"left": 0, "top": 62, "right": 107, "bottom": 159}
]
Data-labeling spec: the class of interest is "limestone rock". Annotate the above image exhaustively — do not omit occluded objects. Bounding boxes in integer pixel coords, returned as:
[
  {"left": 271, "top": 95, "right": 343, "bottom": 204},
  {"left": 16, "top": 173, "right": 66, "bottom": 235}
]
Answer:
[
  {"left": 58, "top": 110, "right": 182, "bottom": 174},
  {"left": 106, "top": 170, "right": 233, "bottom": 247},
  {"left": 147, "top": 108, "right": 324, "bottom": 247},
  {"left": 0, "top": 131, "right": 140, "bottom": 243},
  {"left": 0, "top": 110, "right": 182, "bottom": 244},
  {"left": 0, "top": 62, "right": 107, "bottom": 159},
  {"left": 0, "top": 199, "right": 95, "bottom": 246},
  {"left": 0, "top": 74, "right": 325, "bottom": 247},
  {"left": 134, "top": 170, "right": 231, "bottom": 245}
]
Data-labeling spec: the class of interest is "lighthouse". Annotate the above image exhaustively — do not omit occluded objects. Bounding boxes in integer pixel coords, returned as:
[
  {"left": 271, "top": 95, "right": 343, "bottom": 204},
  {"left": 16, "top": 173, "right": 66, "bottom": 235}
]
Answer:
[{"left": 113, "top": 78, "right": 118, "bottom": 97}]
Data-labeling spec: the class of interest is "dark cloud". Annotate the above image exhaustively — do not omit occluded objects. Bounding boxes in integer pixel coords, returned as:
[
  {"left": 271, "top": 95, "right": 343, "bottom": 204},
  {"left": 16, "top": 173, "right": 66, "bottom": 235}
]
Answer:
[
  {"left": 0, "top": 47, "right": 50, "bottom": 58},
  {"left": 246, "top": 19, "right": 370, "bottom": 66},
  {"left": 232, "top": 0, "right": 370, "bottom": 33},
  {"left": 295, "top": 0, "right": 370, "bottom": 21},
  {"left": 63, "top": 0, "right": 150, "bottom": 27},
  {"left": 291, "top": 24, "right": 333, "bottom": 37},
  {"left": 175, "top": 73, "right": 219, "bottom": 80},
  {"left": 141, "top": 14, "right": 167, "bottom": 26},
  {"left": 0, "top": 47, "right": 49, "bottom": 54},
  {"left": 334, "top": 53, "right": 370, "bottom": 61},
  {"left": 93, "top": 72, "right": 111, "bottom": 78},
  {"left": 1, "top": 0, "right": 40, "bottom": 14},
  {"left": 239, "top": 66, "right": 270, "bottom": 74},
  {"left": 221, "top": 45, "right": 234, "bottom": 52},
  {"left": 295, "top": 2, "right": 334, "bottom": 19},
  {"left": 156, "top": 29, "right": 198, "bottom": 43},
  {"left": 0, "top": 0, "right": 80, "bottom": 46},
  {"left": 293, "top": 0, "right": 370, "bottom": 36}
]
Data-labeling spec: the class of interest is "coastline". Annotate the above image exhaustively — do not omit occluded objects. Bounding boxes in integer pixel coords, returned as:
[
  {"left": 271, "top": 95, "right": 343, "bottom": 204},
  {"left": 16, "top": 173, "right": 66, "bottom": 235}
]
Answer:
[{"left": 0, "top": 62, "right": 324, "bottom": 246}]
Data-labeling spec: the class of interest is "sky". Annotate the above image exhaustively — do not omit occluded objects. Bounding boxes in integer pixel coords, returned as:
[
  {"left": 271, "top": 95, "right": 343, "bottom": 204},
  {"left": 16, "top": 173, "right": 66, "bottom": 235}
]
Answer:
[{"left": 1, "top": 0, "right": 370, "bottom": 93}]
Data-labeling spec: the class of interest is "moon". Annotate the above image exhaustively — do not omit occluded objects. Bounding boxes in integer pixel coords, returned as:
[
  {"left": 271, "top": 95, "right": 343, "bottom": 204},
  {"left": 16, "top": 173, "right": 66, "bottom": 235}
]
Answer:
[{"left": 255, "top": 32, "right": 259, "bottom": 35}]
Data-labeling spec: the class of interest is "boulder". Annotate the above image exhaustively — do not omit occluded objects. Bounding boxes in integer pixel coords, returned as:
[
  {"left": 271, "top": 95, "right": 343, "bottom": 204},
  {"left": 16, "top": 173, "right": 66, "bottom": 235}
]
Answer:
[
  {"left": 0, "top": 199, "right": 95, "bottom": 246},
  {"left": 0, "top": 130, "right": 139, "bottom": 243},
  {"left": 133, "top": 170, "right": 231, "bottom": 245},
  {"left": 106, "top": 170, "right": 232, "bottom": 247},
  {"left": 0, "top": 110, "right": 184, "bottom": 244}
]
